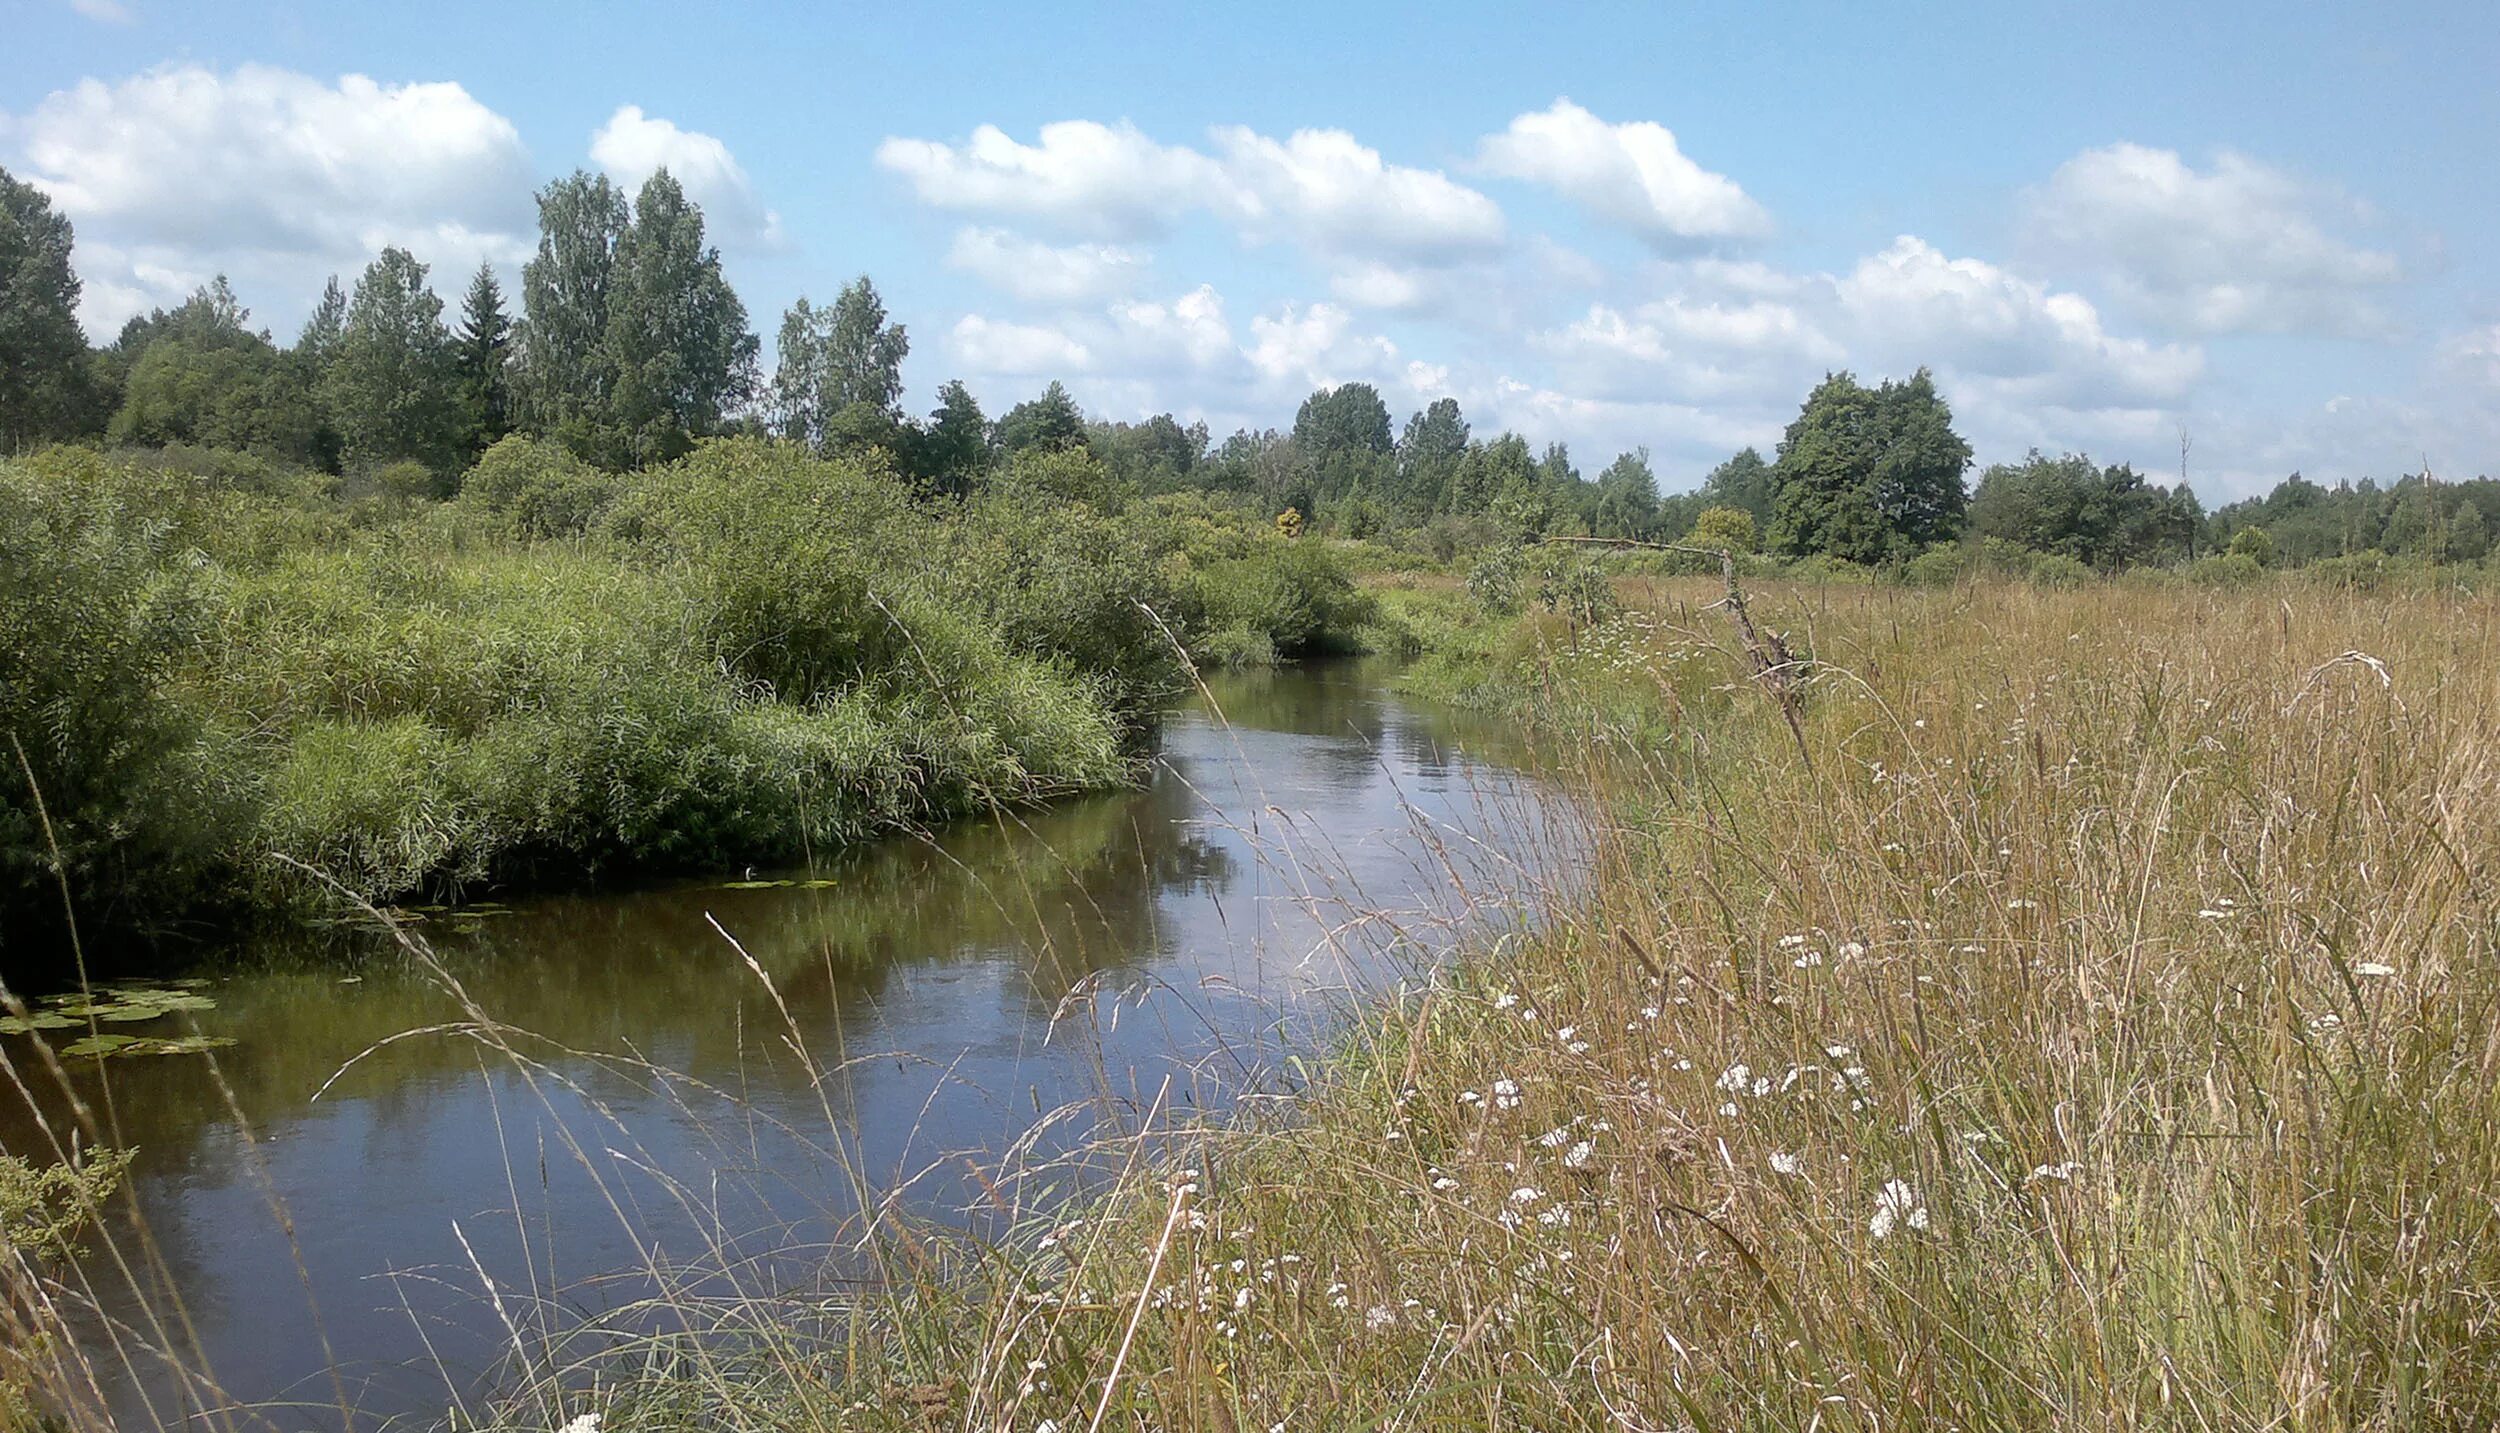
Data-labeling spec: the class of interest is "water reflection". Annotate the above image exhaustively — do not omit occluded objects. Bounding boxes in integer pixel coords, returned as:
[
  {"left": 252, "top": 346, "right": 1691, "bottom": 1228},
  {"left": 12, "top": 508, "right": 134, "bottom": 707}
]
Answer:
[{"left": 1, "top": 660, "right": 1559, "bottom": 1428}]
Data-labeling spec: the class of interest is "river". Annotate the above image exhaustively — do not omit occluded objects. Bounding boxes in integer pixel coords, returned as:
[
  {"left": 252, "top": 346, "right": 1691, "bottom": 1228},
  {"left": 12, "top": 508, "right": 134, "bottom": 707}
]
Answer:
[{"left": 3, "top": 660, "right": 1562, "bottom": 1429}]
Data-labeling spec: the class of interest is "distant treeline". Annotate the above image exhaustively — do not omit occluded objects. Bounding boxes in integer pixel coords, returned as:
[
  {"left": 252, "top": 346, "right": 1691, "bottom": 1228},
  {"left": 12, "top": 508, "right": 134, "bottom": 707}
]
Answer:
[{"left": 3, "top": 162, "right": 2490, "bottom": 579}]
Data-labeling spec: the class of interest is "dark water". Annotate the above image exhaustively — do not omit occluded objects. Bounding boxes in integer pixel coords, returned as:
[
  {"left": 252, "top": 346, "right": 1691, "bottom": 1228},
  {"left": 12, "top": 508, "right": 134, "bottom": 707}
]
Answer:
[{"left": 2, "top": 662, "right": 1560, "bottom": 1429}]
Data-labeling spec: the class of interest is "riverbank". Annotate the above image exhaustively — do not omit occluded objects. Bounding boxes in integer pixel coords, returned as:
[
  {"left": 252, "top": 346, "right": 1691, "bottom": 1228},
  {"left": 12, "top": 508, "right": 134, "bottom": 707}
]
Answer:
[
  {"left": 0, "top": 440, "right": 1373, "bottom": 973},
  {"left": 504, "top": 576, "right": 2500, "bottom": 1430}
]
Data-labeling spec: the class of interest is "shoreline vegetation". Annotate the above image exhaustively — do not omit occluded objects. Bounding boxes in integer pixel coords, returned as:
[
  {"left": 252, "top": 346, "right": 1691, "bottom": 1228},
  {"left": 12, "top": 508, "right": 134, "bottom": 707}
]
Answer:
[
  {"left": 0, "top": 436, "right": 1377, "bottom": 966},
  {"left": 442, "top": 573, "right": 2494, "bottom": 1432}
]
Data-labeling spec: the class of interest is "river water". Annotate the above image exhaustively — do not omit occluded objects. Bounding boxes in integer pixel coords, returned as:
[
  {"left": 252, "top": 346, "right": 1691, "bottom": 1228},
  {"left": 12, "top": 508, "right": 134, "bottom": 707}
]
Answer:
[{"left": 3, "top": 661, "right": 1561, "bottom": 1429}]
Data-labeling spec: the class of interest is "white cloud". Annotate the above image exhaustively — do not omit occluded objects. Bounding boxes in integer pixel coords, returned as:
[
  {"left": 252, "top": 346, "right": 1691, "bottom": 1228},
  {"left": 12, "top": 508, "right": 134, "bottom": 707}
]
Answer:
[
  {"left": 591, "top": 104, "right": 784, "bottom": 247},
  {"left": 1207, "top": 125, "right": 1503, "bottom": 258},
  {"left": 1246, "top": 301, "right": 1401, "bottom": 388},
  {"left": 1330, "top": 261, "right": 1430, "bottom": 310},
  {"left": 946, "top": 226, "right": 1147, "bottom": 305},
  {"left": 1836, "top": 236, "right": 2204, "bottom": 409},
  {"left": 1478, "top": 99, "right": 1769, "bottom": 248},
  {"left": 11, "top": 64, "right": 534, "bottom": 334},
  {"left": 2022, "top": 143, "right": 2404, "bottom": 337},
  {"left": 950, "top": 313, "right": 1094, "bottom": 375},
  {"left": 69, "top": 0, "right": 133, "bottom": 24},
  {"left": 876, "top": 120, "right": 1216, "bottom": 239},
  {"left": 879, "top": 116, "right": 1503, "bottom": 264}
]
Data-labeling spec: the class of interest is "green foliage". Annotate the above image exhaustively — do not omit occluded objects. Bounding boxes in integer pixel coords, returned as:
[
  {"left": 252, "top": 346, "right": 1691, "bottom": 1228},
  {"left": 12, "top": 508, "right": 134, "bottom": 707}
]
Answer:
[
  {"left": 1969, "top": 450, "right": 2199, "bottom": 569},
  {"left": 321, "top": 247, "right": 461, "bottom": 472},
  {"left": 994, "top": 380, "right": 1088, "bottom": 456},
  {"left": 1685, "top": 504, "right": 1760, "bottom": 554},
  {"left": 0, "top": 1145, "right": 133, "bottom": 1259},
  {"left": 107, "top": 283, "right": 320, "bottom": 461},
  {"left": 456, "top": 434, "right": 619, "bottom": 539},
  {"left": 773, "top": 278, "right": 909, "bottom": 451},
  {"left": 1467, "top": 545, "right": 1527, "bottom": 615},
  {"left": 0, "top": 166, "right": 95, "bottom": 451},
  {"left": 600, "top": 172, "right": 760, "bottom": 466},
  {"left": 1591, "top": 449, "right": 1661, "bottom": 539},
  {"left": 1700, "top": 446, "right": 1776, "bottom": 523},
  {"left": 1769, "top": 369, "right": 1972, "bottom": 564},
  {"left": 453, "top": 261, "right": 514, "bottom": 459},
  {"left": 2226, "top": 525, "right": 2277, "bottom": 566},
  {"left": 0, "top": 454, "right": 228, "bottom": 939}
]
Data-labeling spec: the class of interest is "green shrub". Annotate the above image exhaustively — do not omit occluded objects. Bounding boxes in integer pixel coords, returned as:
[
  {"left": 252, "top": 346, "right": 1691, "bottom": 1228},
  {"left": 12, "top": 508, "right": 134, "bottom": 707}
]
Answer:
[
  {"left": 457, "top": 434, "right": 621, "bottom": 540},
  {"left": 0, "top": 461, "right": 229, "bottom": 941}
]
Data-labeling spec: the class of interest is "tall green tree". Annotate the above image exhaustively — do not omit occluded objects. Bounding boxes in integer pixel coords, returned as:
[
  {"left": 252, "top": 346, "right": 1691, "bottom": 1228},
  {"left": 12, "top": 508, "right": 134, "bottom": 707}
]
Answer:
[
  {"left": 600, "top": 172, "right": 758, "bottom": 466},
  {"left": 1396, "top": 398, "right": 1469, "bottom": 518},
  {"left": 296, "top": 276, "right": 348, "bottom": 366},
  {"left": 1699, "top": 447, "right": 1775, "bottom": 523},
  {"left": 1592, "top": 449, "right": 1660, "bottom": 539},
  {"left": 770, "top": 296, "right": 830, "bottom": 447},
  {"left": 1293, "top": 382, "right": 1392, "bottom": 508},
  {"left": 454, "top": 262, "right": 514, "bottom": 459},
  {"left": 1768, "top": 369, "right": 1971, "bottom": 564},
  {"left": 995, "top": 381, "right": 1088, "bottom": 456},
  {"left": 908, "top": 378, "right": 989, "bottom": 497},
  {"left": 0, "top": 167, "right": 93, "bottom": 450},
  {"left": 321, "top": 247, "right": 461, "bottom": 472},
  {"left": 108, "top": 279, "right": 320, "bottom": 459},
  {"left": 515, "top": 171, "right": 629, "bottom": 455},
  {"left": 825, "top": 275, "right": 908, "bottom": 418}
]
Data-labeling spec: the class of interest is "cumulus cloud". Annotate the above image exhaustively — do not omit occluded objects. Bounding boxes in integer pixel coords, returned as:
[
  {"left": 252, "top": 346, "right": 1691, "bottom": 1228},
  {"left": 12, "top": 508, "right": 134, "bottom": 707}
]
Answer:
[
  {"left": 1836, "top": 236, "right": 2204, "bottom": 409},
  {"left": 1246, "top": 301, "right": 1401, "bottom": 388},
  {"left": 2021, "top": 143, "right": 2404, "bottom": 337},
  {"left": 878, "top": 116, "right": 1502, "bottom": 264},
  {"left": 591, "top": 104, "right": 784, "bottom": 247},
  {"left": 946, "top": 226, "right": 1147, "bottom": 305},
  {"left": 69, "top": 0, "right": 133, "bottom": 24},
  {"left": 11, "top": 64, "right": 535, "bottom": 333},
  {"left": 1207, "top": 125, "right": 1503, "bottom": 258},
  {"left": 950, "top": 313, "right": 1095, "bottom": 375},
  {"left": 1477, "top": 99, "right": 1769, "bottom": 248},
  {"left": 876, "top": 120, "right": 1218, "bottom": 238}
]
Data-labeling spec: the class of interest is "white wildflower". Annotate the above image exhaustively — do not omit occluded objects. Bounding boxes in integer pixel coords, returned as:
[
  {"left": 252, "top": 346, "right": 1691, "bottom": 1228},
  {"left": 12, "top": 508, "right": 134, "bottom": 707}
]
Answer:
[
  {"left": 2353, "top": 962, "right": 2396, "bottom": 978},
  {"left": 559, "top": 1417, "right": 600, "bottom": 1433},
  {"left": 1870, "top": 1179, "right": 1927, "bottom": 1240},
  {"left": 1769, "top": 1151, "right": 1804, "bottom": 1176},
  {"left": 1563, "top": 1140, "right": 1594, "bottom": 1169}
]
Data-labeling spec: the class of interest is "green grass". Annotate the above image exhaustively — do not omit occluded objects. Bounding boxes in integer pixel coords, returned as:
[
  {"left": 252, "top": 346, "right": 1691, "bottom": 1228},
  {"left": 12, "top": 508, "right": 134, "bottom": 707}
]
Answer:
[{"left": 402, "top": 575, "right": 2500, "bottom": 1432}]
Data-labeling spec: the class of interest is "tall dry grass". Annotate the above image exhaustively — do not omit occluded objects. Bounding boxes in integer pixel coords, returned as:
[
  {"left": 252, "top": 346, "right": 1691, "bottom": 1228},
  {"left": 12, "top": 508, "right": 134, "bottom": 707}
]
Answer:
[
  {"left": 725, "top": 577, "right": 2499, "bottom": 1431},
  {"left": 10, "top": 576, "right": 2500, "bottom": 1431}
]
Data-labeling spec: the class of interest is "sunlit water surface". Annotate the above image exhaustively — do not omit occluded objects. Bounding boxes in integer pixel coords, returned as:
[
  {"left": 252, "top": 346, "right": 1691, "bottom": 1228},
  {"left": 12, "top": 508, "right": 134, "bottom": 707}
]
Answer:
[{"left": 3, "top": 661, "right": 1566, "bottom": 1428}]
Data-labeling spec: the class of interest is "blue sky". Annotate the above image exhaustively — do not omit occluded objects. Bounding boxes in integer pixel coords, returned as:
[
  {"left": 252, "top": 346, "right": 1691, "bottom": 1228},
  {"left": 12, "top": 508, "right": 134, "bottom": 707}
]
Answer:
[{"left": 6, "top": 0, "right": 2497, "bottom": 497}]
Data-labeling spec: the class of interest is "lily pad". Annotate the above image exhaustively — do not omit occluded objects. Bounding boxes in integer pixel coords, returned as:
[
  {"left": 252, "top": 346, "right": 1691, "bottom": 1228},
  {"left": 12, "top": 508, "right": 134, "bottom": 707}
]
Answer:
[
  {"left": 801, "top": 878, "right": 840, "bottom": 889},
  {"left": 145, "top": 1035, "right": 237, "bottom": 1055},
  {"left": 718, "top": 879, "right": 796, "bottom": 890},
  {"left": 0, "top": 1013, "right": 82, "bottom": 1035},
  {"left": 62, "top": 1034, "right": 142, "bottom": 1058},
  {"left": 92, "top": 1004, "right": 174, "bottom": 1023}
]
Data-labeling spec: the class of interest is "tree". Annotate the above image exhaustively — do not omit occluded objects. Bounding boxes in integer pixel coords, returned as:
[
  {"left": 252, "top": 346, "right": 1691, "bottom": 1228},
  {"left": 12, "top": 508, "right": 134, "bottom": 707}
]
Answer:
[
  {"left": 907, "top": 378, "right": 988, "bottom": 497},
  {"left": 0, "top": 167, "right": 93, "bottom": 450},
  {"left": 1767, "top": 369, "right": 1971, "bottom": 564},
  {"left": 1687, "top": 505, "right": 1760, "bottom": 553},
  {"left": 770, "top": 297, "right": 829, "bottom": 447},
  {"left": 599, "top": 171, "right": 758, "bottom": 465},
  {"left": 1292, "top": 382, "right": 1392, "bottom": 513},
  {"left": 321, "top": 247, "right": 461, "bottom": 472},
  {"left": 995, "top": 381, "right": 1088, "bottom": 456},
  {"left": 1700, "top": 447, "right": 1775, "bottom": 523},
  {"left": 515, "top": 171, "right": 630, "bottom": 456},
  {"left": 1592, "top": 449, "right": 1660, "bottom": 539},
  {"left": 108, "top": 280, "right": 320, "bottom": 459},
  {"left": 1969, "top": 451, "right": 2198, "bottom": 569},
  {"left": 1396, "top": 397, "right": 1469, "bottom": 518},
  {"left": 296, "top": 276, "right": 348, "bottom": 366},
  {"left": 825, "top": 276, "right": 907, "bottom": 418},
  {"left": 454, "top": 262, "right": 514, "bottom": 459}
]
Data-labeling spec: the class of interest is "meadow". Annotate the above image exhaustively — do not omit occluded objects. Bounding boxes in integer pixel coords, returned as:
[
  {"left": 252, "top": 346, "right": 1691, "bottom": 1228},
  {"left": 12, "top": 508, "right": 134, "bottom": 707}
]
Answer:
[{"left": 392, "top": 571, "right": 2500, "bottom": 1432}]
